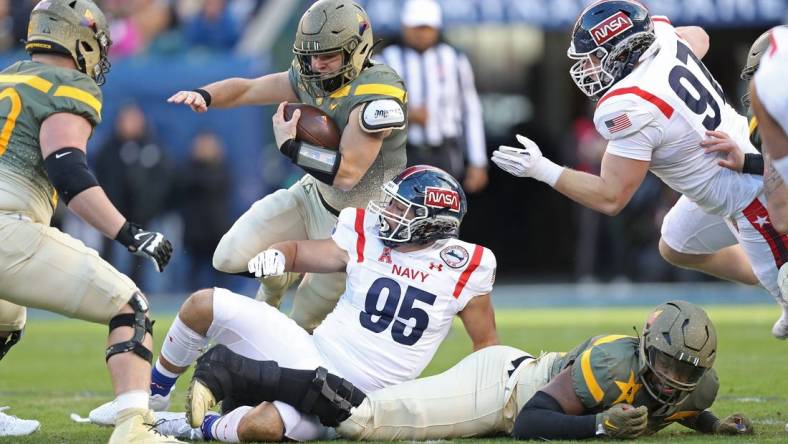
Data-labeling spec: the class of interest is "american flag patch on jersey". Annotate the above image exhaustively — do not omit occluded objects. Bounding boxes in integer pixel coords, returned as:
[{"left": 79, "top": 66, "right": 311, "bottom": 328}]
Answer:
[{"left": 605, "top": 114, "right": 632, "bottom": 133}]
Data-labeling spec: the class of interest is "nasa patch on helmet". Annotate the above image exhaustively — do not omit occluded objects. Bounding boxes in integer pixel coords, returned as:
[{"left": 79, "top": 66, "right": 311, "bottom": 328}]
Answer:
[{"left": 440, "top": 245, "right": 469, "bottom": 268}]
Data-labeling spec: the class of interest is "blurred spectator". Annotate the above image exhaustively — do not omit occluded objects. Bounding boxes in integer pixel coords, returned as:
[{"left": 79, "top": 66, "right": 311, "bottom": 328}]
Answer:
[
  {"left": 95, "top": 102, "right": 173, "bottom": 282},
  {"left": 176, "top": 132, "right": 231, "bottom": 289},
  {"left": 8, "top": 0, "right": 36, "bottom": 51},
  {"left": 183, "top": 0, "right": 240, "bottom": 51},
  {"left": 377, "top": 0, "right": 488, "bottom": 193},
  {"left": 103, "top": 0, "right": 172, "bottom": 57}
]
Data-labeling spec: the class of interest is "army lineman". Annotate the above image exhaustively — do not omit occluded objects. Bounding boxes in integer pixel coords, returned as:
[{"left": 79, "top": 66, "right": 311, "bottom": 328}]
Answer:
[
  {"left": 177, "top": 301, "right": 752, "bottom": 441},
  {"left": 168, "top": 0, "right": 408, "bottom": 332},
  {"left": 0, "top": 1, "right": 178, "bottom": 443}
]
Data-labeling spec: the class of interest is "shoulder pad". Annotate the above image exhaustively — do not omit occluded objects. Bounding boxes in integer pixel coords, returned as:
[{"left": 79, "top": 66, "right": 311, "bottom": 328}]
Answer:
[
  {"left": 46, "top": 67, "right": 103, "bottom": 126},
  {"left": 570, "top": 336, "right": 642, "bottom": 408},
  {"left": 360, "top": 99, "right": 406, "bottom": 133},
  {"left": 350, "top": 65, "right": 407, "bottom": 104},
  {"left": 337, "top": 207, "right": 360, "bottom": 228},
  {"left": 448, "top": 243, "right": 496, "bottom": 302},
  {"left": 593, "top": 94, "right": 659, "bottom": 140}
]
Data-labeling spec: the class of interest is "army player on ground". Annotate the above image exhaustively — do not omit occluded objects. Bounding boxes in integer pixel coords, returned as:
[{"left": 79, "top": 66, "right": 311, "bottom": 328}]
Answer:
[
  {"left": 164, "top": 301, "right": 751, "bottom": 441},
  {"left": 0, "top": 1, "right": 178, "bottom": 442},
  {"left": 167, "top": 0, "right": 407, "bottom": 332}
]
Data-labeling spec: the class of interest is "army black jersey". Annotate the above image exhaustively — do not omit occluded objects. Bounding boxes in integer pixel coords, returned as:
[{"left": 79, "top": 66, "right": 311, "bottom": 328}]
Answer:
[
  {"left": 0, "top": 60, "right": 102, "bottom": 222},
  {"left": 551, "top": 335, "right": 719, "bottom": 434},
  {"left": 288, "top": 61, "right": 407, "bottom": 210}
]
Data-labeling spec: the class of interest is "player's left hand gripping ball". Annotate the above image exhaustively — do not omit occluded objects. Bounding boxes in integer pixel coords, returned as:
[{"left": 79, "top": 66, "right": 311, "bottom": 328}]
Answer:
[
  {"left": 115, "top": 221, "right": 174, "bottom": 272},
  {"left": 248, "top": 249, "right": 286, "bottom": 278},
  {"left": 714, "top": 413, "right": 754, "bottom": 435}
]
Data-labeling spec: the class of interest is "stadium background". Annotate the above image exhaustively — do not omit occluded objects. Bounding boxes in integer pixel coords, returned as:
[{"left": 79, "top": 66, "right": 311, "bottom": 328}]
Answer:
[{"left": 0, "top": 0, "right": 778, "bottom": 294}]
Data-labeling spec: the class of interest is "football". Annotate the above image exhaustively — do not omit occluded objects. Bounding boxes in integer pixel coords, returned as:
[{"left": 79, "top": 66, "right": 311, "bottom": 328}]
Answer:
[{"left": 284, "top": 103, "right": 341, "bottom": 150}]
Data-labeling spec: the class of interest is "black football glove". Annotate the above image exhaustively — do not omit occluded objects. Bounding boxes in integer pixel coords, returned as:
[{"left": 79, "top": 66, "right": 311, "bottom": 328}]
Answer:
[{"left": 115, "top": 221, "right": 173, "bottom": 272}]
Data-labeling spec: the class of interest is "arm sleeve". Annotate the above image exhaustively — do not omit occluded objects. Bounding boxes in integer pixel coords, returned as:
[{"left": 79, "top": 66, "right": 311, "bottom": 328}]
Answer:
[
  {"left": 511, "top": 391, "right": 597, "bottom": 440},
  {"left": 679, "top": 410, "right": 719, "bottom": 434},
  {"left": 457, "top": 53, "right": 487, "bottom": 167}
]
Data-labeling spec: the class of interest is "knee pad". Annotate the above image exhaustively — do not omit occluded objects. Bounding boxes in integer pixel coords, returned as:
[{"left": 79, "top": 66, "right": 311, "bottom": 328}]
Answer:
[
  {"left": 194, "top": 344, "right": 282, "bottom": 404},
  {"left": 301, "top": 367, "right": 366, "bottom": 427},
  {"left": 106, "top": 292, "right": 154, "bottom": 363},
  {"left": 0, "top": 329, "right": 23, "bottom": 361}
]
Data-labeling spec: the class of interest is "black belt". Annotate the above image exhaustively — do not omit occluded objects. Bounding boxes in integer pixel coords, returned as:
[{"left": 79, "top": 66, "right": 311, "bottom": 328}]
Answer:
[
  {"left": 315, "top": 187, "right": 340, "bottom": 217},
  {"left": 508, "top": 355, "right": 534, "bottom": 378}
]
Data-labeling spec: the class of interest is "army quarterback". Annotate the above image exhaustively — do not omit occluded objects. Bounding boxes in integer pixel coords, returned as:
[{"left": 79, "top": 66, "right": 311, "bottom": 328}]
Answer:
[
  {"left": 491, "top": 0, "right": 788, "bottom": 339},
  {"left": 168, "top": 0, "right": 408, "bottom": 333},
  {"left": 0, "top": 0, "right": 177, "bottom": 442},
  {"left": 158, "top": 301, "right": 751, "bottom": 441},
  {"left": 140, "top": 166, "right": 498, "bottom": 442}
]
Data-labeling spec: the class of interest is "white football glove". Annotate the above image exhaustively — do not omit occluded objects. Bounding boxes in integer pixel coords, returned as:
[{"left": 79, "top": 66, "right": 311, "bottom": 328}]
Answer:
[
  {"left": 247, "top": 249, "right": 286, "bottom": 278},
  {"left": 491, "top": 134, "right": 564, "bottom": 186}
]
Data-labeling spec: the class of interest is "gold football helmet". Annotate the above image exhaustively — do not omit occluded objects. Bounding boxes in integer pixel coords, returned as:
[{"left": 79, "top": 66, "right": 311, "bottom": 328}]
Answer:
[
  {"left": 292, "top": 0, "right": 374, "bottom": 97},
  {"left": 25, "top": 0, "right": 112, "bottom": 85}
]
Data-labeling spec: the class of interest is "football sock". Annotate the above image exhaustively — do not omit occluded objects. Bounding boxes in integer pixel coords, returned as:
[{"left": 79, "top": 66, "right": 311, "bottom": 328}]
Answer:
[
  {"left": 150, "top": 361, "right": 178, "bottom": 397},
  {"left": 159, "top": 315, "right": 209, "bottom": 368},
  {"left": 203, "top": 406, "right": 251, "bottom": 443}
]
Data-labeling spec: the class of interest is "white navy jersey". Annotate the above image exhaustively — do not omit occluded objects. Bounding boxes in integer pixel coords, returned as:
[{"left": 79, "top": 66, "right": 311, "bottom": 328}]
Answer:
[
  {"left": 594, "top": 16, "right": 762, "bottom": 217},
  {"left": 754, "top": 26, "right": 788, "bottom": 137},
  {"left": 313, "top": 207, "right": 496, "bottom": 392}
]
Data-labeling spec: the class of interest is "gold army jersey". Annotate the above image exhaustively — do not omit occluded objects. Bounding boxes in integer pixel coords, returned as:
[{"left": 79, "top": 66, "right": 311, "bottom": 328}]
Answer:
[
  {"left": 551, "top": 335, "right": 719, "bottom": 434},
  {"left": 288, "top": 61, "right": 407, "bottom": 211},
  {"left": 0, "top": 60, "right": 102, "bottom": 222}
]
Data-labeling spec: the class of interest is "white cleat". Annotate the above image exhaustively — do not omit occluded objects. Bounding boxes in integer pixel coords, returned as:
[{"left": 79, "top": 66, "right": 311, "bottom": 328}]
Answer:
[
  {"left": 153, "top": 411, "right": 208, "bottom": 441},
  {"left": 0, "top": 406, "right": 40, "bottom": 437},
  {"left": 775, "top": 263, "right": 788, "bottom": 340},
  {"left": 773, "top": 311, "right": 788, "bottom": 340},
  {"left": 89, "top": 392, "right": 173, "bottom": 426}
]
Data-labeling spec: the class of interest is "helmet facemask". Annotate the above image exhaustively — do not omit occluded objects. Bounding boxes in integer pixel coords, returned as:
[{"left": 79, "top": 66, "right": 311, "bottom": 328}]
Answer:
[
  {"left": 641, "top": 348, "right": 707, "bottom": 406},
  {"left": 637, "top": 301, "right": 717, "bottom": 409},
  {"left": 568, "top": 46, "right": 615, "bottom": 100},
  {"left": 294, "top": 44, "right": 359, "bottom": 97},
  {"left": 367, "top": 181, "right": 429, "bottom": 247},
  {"left": 292, "top": 0, "right": 374, "bottom": 98},
  {"left": 568, "top": 32, "right": 654, "bottom": 101}
]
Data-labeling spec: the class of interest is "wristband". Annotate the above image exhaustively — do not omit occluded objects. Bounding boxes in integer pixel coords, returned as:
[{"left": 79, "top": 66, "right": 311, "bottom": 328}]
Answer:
[
  {"left": 535, "top": 157, "right": 565, "bottom": 187},
  {"left": 742, "top": 153, "right": 764, "bottom": 175},
  {"left": 192, "top": 88, "right": 212, "bottom": 107}
]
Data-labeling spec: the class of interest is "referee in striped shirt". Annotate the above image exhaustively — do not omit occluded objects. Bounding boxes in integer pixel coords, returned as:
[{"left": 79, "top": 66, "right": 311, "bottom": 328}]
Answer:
[{"left": 378, "top": 0, "right": 489, "bottom": 192}]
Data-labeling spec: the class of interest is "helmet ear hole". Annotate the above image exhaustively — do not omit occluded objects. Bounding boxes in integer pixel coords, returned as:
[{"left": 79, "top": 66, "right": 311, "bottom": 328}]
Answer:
[
  {"left": 68, "top": 1, "right": 77, "bottom": 8},
  {"left": 81, "top": 41, "right": 92, "bottom": 52}
]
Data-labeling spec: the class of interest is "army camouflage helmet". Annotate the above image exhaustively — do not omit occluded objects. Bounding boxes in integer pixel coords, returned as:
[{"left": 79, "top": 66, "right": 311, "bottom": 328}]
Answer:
[
  {"left": 25, "top": 0, "right": 112, "bottom": 85},
  {"left": 293, "top": 0, "right": 374, "bottom": 97},
  {"left": 638, "top": 300, "right": 717, "bottom": 406},
  {"left": 741, "top": 27, "right": 784, "bottom": 107}
]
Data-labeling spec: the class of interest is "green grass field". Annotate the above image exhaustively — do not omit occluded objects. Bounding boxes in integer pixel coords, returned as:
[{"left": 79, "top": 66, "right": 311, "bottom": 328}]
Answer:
[{"left": 1, "top": 305, "right": 787, "bottom": 443}]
